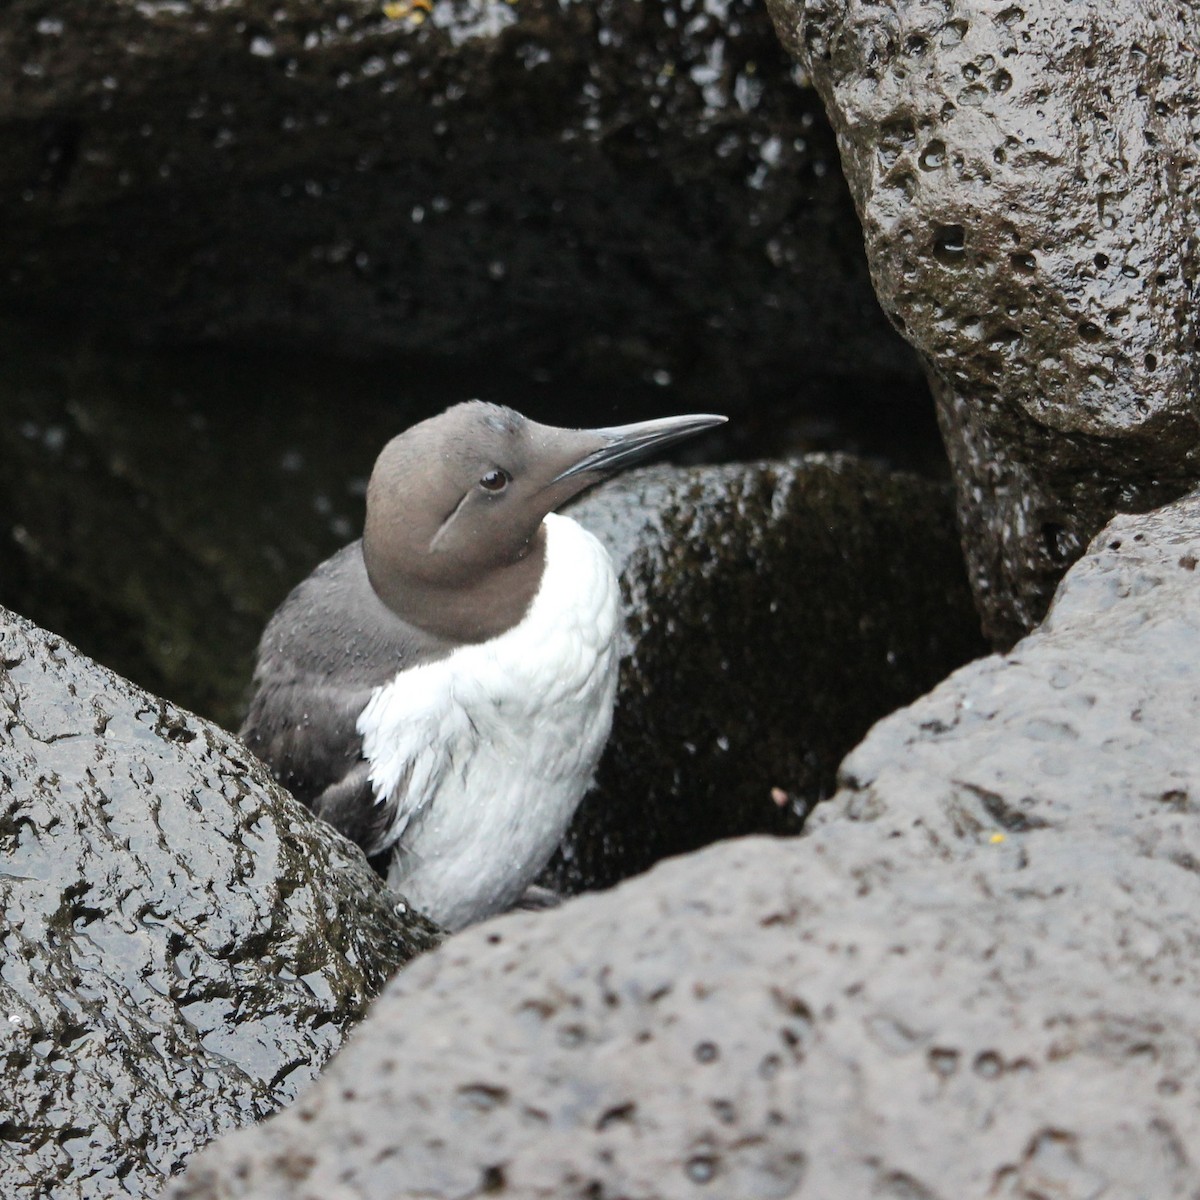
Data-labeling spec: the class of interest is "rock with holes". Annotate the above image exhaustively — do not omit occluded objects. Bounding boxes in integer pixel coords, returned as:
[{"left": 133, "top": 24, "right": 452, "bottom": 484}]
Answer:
[
  {"left": 167, "top": 493, "right": 1200, "bottom": 1198},
  {"left": 0, "top": 607, "right": 439, "bottom": 1200},
  {"left": 766, "top": 0, "right": 1200, "bottom": 646},
  {"left": 548, "top": 456, "right": 984, "bottom": 893}
]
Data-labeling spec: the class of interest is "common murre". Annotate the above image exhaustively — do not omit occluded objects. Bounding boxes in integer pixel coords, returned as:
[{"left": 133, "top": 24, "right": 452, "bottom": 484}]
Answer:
[{"left": 241, "top": 401, "right": 725, "bottom": 930}]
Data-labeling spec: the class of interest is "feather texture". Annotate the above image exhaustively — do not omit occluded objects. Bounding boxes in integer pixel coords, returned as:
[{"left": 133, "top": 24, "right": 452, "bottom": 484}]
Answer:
[
  {"left": 357, "top": 513, "right": 619, "bottom": 929},
  {"left": 239, "top": 541, "right": 454, "bottom": 831}
]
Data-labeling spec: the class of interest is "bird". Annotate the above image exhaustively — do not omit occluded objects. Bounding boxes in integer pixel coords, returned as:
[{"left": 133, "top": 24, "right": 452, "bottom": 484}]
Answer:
[{"left": 240, "top": 401, "right": 725, "bottom": 931}]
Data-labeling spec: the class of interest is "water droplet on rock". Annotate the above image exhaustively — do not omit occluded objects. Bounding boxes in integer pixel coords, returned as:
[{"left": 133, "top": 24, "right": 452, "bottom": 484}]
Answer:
[
  {"left": 919, "top": 139, "right": 946, "bottom": 170},
  {"left": 932, "top": 224, "right": 966, "bottom": 264}
]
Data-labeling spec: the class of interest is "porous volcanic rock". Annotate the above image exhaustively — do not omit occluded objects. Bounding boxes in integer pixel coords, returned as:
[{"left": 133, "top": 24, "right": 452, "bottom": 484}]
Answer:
[
  {"left": 0, "top": 0, "right": 918, "bottom": 411},
  {"left": 167, "top": 495, "right": 1200, "bottom": 1200},
  {"left": 551, "top": 456, "right": 984, "bottom": 892},
  {"left": 0, "top": 607, "right": 438, "bottom": 1200},
  {"left": 766, "top": 0, "right": 1200, "bottom": 644}
]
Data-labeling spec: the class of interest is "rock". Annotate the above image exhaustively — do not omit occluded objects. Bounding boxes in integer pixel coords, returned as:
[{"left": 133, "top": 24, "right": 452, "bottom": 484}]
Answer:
[
  {"left": 765, "top": 0, "right": 1200, "bottom": 645},
  {"left": 0, "top": 607, "right": 439, "bottom": 1200},
  {"left": 550, "top": 456, "right": 985, "bottom": 892},
  {"left": 0, "top": 0, "right": 920, "bottom": 412},
  {"left": 166, "top": 492, "right": 1200, "bottom": 1199},
  {"left": 0, "top": 318, "right": 399, "bottom": 731}
]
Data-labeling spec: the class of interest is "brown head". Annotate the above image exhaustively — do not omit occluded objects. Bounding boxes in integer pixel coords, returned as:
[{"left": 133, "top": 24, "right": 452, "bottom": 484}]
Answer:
[{"left": 362, "top": 401, "right": 725, "bottom": 643}]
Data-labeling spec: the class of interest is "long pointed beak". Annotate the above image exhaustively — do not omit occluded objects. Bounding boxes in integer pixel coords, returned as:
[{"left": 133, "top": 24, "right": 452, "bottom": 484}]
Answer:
[{"left": 549, "top": 413, "right": 727, "bottom": 484}]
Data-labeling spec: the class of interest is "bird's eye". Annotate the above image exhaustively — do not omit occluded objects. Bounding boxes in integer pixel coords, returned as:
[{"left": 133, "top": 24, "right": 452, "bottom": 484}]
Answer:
[{"left": 479, "top": 468, "right": 510, "bottom": 492}]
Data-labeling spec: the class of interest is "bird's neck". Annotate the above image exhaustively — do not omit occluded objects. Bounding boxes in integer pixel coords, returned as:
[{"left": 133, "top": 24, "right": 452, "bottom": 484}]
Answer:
[{"left": 369, "top": 525, "right": 548, "bottom": 645}]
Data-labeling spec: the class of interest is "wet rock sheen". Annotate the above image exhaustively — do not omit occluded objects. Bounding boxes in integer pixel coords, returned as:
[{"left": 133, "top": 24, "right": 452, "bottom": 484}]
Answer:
[
  {"left": 167, "top": 492, "right": 1200, "bottom": 1200},
  {"left": 551, "top": 457, "right": 985, "bottom": 891},
  {"left": 0, "top": 0, "right": 916, "bottom": 409},
  {"left": 766, "top": 0, "right": 1200, "bottom": 644},
  {"left": 0, "top": 608, "right": 438, "bottom": 1199}
]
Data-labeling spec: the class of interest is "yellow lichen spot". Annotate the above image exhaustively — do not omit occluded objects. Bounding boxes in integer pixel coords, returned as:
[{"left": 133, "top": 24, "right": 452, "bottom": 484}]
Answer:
[
  {"left": 383, "top": 0, "right": 432, "bottom": 19},
  {"left": 989, "top": 832, "right": 1006, "bottom": 844}
]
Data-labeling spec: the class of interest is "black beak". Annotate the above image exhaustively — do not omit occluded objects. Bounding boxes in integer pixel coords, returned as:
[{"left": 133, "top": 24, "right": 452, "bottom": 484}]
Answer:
[{"left": 550, "top": 413, "right": 727, "bottom": 484}]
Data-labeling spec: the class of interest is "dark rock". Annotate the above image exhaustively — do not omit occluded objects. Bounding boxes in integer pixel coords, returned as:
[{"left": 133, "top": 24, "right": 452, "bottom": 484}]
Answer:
[
  {"left": 550, "top": 456, "right": 985, "bottom": 892},
  {"left": 0, "top": 319, "right": 405, "bottom": 730},
  {"left": 0, "top": 607, "right": 439, "bottom": 1200},
  {"left": 0, "top": 0, "right": 921, "bottom": 413},
  {"left": 165, "top": 492, "right": 1200, "bottom": 1199},
  {"left": 765, "top": 0, "right": 1200, "bottom": 645}
]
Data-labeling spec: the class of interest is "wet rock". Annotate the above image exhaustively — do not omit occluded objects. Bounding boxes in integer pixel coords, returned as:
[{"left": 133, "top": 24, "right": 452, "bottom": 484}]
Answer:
[
  {"left": 170, "top": 493, "right": 1200, "bottom": 1199},
  {"left": 766, "top": 0, "right": 1200, "bottom": 644},
  {"left": 0, "top": 0, "right": 920, "bottom": 413},
  {"left": 0, "top": 607, "right": 439, "bottom": 1200},
  {"left": 549, "top": 456, "right": 985, "bottom": 891}
]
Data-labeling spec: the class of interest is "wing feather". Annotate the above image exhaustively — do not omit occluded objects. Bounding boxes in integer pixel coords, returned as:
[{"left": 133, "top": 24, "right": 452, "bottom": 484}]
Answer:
[{"left": 239, "top": 540, "right": 457, "bottom": 856}]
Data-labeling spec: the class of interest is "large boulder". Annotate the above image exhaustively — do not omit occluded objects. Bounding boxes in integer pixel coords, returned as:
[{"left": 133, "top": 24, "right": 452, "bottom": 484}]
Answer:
[
  {"left": 766, "top": 0, "right": 1200, "bottom": 644},
  {"left": 553, "top": 456, "right": 985, "bottom": 891},
  {"left": 0, "top": 607, "right": 438, "bottom": 1200},
  {"left": 166, "top": 492, "right": 1200, "bottom": 1198}
]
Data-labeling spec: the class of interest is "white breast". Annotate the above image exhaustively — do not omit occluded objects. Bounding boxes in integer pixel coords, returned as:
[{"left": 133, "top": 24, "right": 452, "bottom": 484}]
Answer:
[{"left": 356, "top": 512, "right": 620, "bottom": 931}]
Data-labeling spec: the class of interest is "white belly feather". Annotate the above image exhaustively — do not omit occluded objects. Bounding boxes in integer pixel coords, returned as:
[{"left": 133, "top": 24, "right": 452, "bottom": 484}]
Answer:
[{"left": 356, "top": 512, "right": 620, "bottom": 931}]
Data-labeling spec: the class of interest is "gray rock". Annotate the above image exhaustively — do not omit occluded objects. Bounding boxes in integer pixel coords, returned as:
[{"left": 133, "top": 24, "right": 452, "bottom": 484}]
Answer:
[
  {"left": 551, "top": 456, "right": 985, "bottom": 892},
  {"left": 0, "top": 607, "right": 438, "bottom": 1200},
  {"left": 166, "top": 492, "right": 1200, "bottom": 1199},
  {"left": 765, "top": 0, "right": 1200, "bottom": 645},
  {"left": 0, "top": 0, "right": 918, "bottom": 411}
]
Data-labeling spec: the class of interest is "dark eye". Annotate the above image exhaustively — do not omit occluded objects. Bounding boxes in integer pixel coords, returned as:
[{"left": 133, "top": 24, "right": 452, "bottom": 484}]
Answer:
[{"left": 479, "top": 468, "right": 510, "bottom": 493}]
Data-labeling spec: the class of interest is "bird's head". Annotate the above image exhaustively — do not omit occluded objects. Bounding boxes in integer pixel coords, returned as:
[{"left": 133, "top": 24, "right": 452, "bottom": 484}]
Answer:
[{"left": 363, "top": 401, "right": 725, "bottom": 641}]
